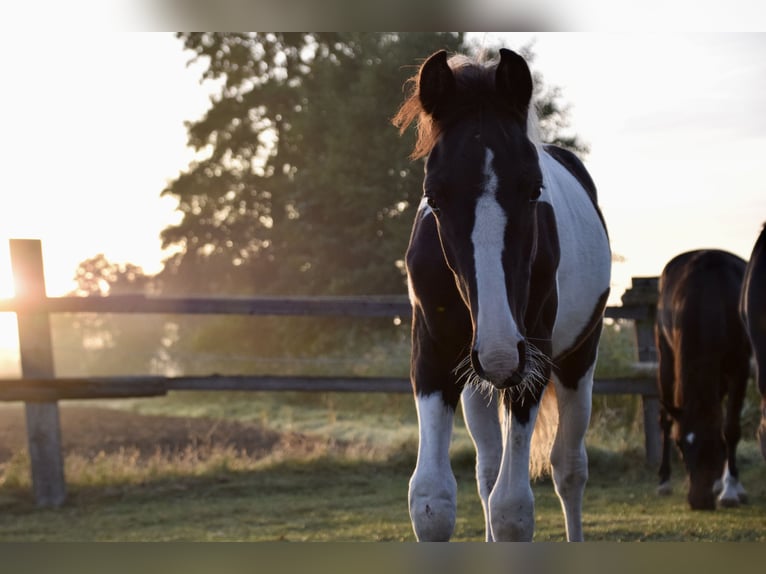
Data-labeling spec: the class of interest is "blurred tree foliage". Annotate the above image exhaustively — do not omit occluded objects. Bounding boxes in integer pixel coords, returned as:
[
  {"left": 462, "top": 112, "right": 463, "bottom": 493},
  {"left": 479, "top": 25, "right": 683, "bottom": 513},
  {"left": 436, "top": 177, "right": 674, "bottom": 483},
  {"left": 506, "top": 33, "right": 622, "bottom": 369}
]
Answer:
[
  {"left": 158, "top": 32, "right": 587, "bottom": 297},
  {"left": 64, "top": 33, "right": 590, "bottom": 376},
  {"left": 51, "top": 255, "right": 172, "bottom": 377},
  {"left": 158, "top": 33, "right": 463, "bottom": 297}
]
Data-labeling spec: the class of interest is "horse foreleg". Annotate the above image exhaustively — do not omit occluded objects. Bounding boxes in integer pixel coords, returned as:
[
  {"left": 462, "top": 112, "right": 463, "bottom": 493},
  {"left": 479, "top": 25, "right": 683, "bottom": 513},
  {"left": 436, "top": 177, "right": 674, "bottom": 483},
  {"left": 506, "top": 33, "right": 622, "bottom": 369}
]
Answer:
[
  {"left": 461, "top": 387, "right": 502, "bottom": 541},
  {"left": 759, "top": 393, "right": 766, "bottom": 462},
  {"left": 409, "top": 393, "right": 458, "bottom": 541},
  {"left": 757, "top": 368, "right": 766, "bottom": 462},
  {"left": 656, "top": 329, "right": 675, "bottom": 495},
  {"left": 657, "top": 407, "right": 674, "bottom": 495},
  {"left": 550, "top": 370, "right": 593, "bottom": 542},
  {"left": 487, "top": 403, "right": 539, "bottom": 542},
  {"left": 718, "top": 367, "right": 749, "bottom": 507}
]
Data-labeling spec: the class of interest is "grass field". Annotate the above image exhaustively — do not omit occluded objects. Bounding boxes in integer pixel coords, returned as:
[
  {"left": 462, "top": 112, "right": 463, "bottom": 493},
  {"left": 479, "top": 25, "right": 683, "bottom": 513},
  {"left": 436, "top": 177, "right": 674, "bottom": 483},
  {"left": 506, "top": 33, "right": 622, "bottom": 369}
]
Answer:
[{"left": 0, "top": 390, "right": 764, "bottom": 541}]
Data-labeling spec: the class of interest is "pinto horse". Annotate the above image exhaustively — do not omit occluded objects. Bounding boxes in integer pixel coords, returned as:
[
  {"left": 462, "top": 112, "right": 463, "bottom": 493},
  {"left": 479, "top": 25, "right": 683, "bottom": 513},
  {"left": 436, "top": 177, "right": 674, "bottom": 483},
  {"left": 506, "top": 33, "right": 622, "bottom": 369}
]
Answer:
[
  {"left": 741, "top": 224, "right": 766, "bottom": 461},
  {"left": 393, "top": 49, "right": 611, "bottom": 541},
  {"left": 655, "top": 249, "right": 751, "bottom": 509}
]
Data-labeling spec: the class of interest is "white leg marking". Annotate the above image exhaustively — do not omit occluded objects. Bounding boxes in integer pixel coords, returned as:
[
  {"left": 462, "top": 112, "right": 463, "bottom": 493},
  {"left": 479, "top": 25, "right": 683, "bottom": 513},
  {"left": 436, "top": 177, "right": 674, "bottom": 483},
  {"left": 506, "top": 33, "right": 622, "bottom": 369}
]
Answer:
[
  {"left": 461, "top": 387, "right": 502, "bottom": 541},
  {"left": 550, "top": 366, "right": 594, "bottom": 542},
  {"left": 717, "top": 462, "right": 747, "bottom": 507},
  {"left": 657, "top": 481, "right": 673, "bottom": 496},
  {"left": 409, "top": 394, "right": 457, "bottom": 541},
  {"left": 488, "top": 404, "right": 539, "bottom": 542},
  {"left": 472, "top": 149, "right": 522, "bottom": 381}
]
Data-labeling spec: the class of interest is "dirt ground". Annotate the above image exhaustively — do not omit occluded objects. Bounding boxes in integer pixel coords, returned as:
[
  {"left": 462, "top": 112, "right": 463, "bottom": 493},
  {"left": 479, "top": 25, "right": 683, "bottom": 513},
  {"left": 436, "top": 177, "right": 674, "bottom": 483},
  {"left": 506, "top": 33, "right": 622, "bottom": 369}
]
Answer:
[{"left": 0, "top": 405, "right": 341, "bottom": 463}]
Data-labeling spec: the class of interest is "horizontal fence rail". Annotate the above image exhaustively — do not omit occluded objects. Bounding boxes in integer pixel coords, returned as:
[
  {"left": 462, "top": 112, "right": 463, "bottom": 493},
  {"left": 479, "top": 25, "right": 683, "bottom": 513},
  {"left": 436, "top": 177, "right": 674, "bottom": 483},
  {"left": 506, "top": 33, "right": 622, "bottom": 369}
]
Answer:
[
  {"left": 0, "top": 293, "right": 654, "bottom": 321},
  {"left": 0, "top": 294, "right": 414, "bottom": 318},
  {"left": 1, "top": 238, "right": 662, "bottom": 507},
  {"left": 0, "top": 375, "right": 659, "bottom": 402}
]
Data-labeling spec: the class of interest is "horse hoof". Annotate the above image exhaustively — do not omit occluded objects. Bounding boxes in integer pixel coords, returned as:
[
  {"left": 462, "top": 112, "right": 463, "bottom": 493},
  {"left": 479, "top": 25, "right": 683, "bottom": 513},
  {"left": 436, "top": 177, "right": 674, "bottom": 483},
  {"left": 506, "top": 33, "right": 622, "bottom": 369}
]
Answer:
[
  {"left": 717, "top": 496, "right": 740, "bottom": 509},
  {"left": 738, "top": 492, "right": 749, "bottom": 505},
  {"left": 656, "top": 482, "right": 672, "bottom": 496}
]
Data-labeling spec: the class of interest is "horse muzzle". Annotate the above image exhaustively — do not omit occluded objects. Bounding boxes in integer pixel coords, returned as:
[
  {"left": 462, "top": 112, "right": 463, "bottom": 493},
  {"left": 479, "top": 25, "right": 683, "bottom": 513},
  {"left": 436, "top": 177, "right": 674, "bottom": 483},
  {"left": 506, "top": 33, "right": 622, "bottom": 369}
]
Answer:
[
  {"left": 471, "top": 341, "right": 527, "bottom": 389},
  {"left": 687, "top": 475, "right": 718, "bottom": 511}
]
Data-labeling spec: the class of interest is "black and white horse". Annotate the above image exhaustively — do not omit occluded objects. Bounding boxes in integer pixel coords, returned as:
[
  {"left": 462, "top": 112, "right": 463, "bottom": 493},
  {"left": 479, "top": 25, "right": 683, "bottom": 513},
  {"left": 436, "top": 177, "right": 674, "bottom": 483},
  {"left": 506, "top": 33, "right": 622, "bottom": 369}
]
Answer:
[
  {"left": 393, "top": 49, "right": 611, "bottom": 541},
  {"left": 655, "top": 249, "right": 751, "bottom": 509},
  {"left": 741, "top": 224, "right": 766, "bottom": 461}
]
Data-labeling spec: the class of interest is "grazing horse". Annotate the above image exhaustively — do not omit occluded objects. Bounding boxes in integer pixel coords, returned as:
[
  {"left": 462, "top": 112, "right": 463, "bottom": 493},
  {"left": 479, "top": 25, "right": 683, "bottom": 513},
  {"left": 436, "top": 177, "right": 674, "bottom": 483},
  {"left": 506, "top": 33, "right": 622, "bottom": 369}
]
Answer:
[
  {"left": 393, "top": 49, "right": 611, "bottom": 541},
  {"left": 741, "top": 223, "right": 766, "bottom": 461},
  {"left": 655, "top": 249, "right": 751, "bottom": 509}
]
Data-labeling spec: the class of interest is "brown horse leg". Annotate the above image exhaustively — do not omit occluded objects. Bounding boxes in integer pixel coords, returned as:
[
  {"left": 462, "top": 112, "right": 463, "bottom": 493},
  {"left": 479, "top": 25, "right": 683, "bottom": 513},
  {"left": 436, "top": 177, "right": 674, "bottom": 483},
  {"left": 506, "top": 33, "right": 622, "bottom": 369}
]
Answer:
[
  {"left": 718, "top": 361, "right": 749, "bottom": 507},
  {"left": 656, "top": 326, "right": 675, "bottom": 495}
]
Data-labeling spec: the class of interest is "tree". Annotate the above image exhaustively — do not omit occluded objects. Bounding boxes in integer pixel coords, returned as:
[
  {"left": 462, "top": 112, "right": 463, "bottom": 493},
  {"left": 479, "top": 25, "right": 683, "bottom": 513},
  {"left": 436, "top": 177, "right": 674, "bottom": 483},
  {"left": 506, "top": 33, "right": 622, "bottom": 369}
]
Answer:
[
  {"left": 160, "top": 33, "right": 465, "bottom": 297},
  {"left": 161, "top": 33, "right": 587, "bottom": 299}
]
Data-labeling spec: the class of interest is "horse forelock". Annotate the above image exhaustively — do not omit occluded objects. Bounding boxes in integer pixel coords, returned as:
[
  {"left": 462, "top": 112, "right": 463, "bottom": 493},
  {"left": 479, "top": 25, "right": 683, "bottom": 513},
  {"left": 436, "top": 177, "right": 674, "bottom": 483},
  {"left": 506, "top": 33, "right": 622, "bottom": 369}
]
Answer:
[{"left": 393, "top": 52, "right": 540, "bottom": 160}]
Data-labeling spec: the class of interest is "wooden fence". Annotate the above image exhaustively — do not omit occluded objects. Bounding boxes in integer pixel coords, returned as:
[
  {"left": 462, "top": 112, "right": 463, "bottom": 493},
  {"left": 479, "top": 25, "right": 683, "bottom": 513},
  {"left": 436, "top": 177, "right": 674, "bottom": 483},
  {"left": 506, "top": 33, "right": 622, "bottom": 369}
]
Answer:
[{"left": 0, "top": 239, "right": 660, "bottom": 507}]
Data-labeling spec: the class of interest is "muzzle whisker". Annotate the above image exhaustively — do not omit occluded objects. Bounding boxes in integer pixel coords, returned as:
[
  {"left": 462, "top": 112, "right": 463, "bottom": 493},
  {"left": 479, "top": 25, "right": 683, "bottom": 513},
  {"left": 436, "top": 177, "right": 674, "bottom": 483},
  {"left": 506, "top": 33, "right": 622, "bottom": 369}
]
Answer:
[
  {"left": 455, "top": 353, "right": 497, "bottom": 402},
  {"left": 509, "top": 341, "right": 553, "bottom": 401}
]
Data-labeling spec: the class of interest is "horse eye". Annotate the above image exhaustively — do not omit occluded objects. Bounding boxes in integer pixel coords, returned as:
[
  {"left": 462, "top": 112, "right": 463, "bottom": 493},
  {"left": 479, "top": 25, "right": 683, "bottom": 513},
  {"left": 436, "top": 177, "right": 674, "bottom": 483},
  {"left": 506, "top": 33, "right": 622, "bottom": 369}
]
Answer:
[
  {"left": 425, "top": 196, "right": 440, "bottom": 213},
  {"left": 530, "top": 186, "right": 543, "bottom": 203}
]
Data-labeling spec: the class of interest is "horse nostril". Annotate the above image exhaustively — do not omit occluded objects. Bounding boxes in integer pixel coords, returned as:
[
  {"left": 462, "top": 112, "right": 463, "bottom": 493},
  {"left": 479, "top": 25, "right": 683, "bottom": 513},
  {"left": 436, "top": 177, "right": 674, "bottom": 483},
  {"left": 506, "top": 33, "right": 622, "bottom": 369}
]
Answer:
[{"left": 516, "top": 341, "right": 526, "bottom": 373}]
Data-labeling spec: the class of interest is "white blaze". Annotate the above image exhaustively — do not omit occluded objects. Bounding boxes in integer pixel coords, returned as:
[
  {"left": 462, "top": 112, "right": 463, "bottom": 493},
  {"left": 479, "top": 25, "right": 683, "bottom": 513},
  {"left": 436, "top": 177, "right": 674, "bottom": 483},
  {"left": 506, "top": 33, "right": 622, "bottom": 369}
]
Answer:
[{"left": 471, "top": 149, "right": 522, "bottom": 380}]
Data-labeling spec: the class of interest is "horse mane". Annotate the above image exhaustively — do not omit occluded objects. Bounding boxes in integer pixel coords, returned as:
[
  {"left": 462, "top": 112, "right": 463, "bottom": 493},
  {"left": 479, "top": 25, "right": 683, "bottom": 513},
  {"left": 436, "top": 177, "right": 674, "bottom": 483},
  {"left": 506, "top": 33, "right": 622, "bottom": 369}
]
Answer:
[{"left": 392, "top": 52, "right": 540, "bottom": 159}]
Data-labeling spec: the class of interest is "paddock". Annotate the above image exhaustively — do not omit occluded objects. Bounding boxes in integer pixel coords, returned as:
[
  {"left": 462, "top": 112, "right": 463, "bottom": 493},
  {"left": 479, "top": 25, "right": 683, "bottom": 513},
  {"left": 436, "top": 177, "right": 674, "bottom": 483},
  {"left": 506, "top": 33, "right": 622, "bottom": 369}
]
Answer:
[{"left": 0, "top": 238, "right": 763, "bottom": 541}]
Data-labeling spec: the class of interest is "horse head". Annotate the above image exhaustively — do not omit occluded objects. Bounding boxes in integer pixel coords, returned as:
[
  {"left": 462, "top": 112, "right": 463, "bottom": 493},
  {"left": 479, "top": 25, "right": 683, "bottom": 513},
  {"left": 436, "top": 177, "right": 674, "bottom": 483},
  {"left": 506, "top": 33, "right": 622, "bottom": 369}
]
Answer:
[
  {"left": 411, "top": 49, "right": 548, "bottom": 390},
  {"left": 669, "top": 407, "right": 726, "bottom": 510}
]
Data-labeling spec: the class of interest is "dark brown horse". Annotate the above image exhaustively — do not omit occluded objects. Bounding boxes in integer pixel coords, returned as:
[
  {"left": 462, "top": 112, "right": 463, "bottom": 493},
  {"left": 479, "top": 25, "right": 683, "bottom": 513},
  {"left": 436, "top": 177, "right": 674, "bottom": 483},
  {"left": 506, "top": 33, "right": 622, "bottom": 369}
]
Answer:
[
  {"left": 741, "top": 223, "right": 766, "bottom": 461},
  {"left": 655, "top": 249, "right": 751, "bottom": 510}
]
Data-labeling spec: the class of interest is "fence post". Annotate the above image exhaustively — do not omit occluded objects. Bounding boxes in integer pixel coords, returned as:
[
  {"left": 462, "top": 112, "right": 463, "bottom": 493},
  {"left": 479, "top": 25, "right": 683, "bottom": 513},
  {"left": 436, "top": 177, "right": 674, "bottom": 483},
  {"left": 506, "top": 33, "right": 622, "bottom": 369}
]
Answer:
[
  {"left": 9, "top": 239, "right": 67, "bottom": 507},
  {"left": 621, "top": 276, "right": 660, "bottom": 466}
]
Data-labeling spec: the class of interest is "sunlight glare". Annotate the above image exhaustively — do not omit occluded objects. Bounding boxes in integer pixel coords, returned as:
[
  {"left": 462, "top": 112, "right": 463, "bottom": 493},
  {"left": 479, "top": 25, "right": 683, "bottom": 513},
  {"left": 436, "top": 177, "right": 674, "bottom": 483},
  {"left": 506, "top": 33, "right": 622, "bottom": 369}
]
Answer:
[
  {"left": 0, "top": 313, "right": 19, "bottom": 350},
  {"left": 0, "top": 247, "right": 14, "bottom": 299}
]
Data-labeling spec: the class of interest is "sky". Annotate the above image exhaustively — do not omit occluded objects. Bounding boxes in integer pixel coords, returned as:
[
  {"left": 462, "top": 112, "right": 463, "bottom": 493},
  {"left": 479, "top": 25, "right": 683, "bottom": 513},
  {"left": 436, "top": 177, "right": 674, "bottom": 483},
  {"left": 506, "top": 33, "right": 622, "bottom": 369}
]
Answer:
[
  {"left": 1, "top": 32, "right": 765, "bottom": 313},
  {"left": 494, "top": 33, "right": 766, "bottom": 303},
  {"left": 0, "top": 33, "right": 216, "bottom": 298}
]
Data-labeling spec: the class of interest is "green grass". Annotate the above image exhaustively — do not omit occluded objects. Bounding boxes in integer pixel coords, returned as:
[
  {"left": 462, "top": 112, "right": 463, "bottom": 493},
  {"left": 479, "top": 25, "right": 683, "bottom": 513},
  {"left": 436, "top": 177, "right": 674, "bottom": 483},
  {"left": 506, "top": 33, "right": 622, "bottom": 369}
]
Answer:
[
  {"left": 0, "top": 316, "right": 760, "bottom": 541},
  {"left": 0, "top": 439, "right": 763, "bottom": 541},
  {"left": 84, "top": 390, "right": 428, "bottom": 451},
  {"left": 0, "top": 391, "right": 765, "bottom": 541}
]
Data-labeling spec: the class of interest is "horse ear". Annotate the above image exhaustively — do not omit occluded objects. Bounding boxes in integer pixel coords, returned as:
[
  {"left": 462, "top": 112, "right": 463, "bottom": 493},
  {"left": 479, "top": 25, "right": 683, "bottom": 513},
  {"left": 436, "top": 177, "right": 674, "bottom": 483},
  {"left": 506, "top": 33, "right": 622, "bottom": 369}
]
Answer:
[
  {"left": 418, "top": 50, "right": 456, "bottom": 117},
  {"left": 496, "top": 48, "right": 533, "bottom": 115}
]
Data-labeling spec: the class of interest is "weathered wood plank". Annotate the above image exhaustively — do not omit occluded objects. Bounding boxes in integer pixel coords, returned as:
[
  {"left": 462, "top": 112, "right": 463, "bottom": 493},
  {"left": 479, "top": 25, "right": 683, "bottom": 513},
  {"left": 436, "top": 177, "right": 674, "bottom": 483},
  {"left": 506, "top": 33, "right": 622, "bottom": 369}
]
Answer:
[
  {"left": 0, "top": 293, "right": 656, "bottom": 323},
  {"left": 621, "top": 276, "right": 661, "bottom": 465},
  {"left": 603, "top": 305, "right": 653, "bottom": 321},
  {"left": 10, "top": 239, "right": 67, "bottom": 508},
  {"left": 592, "top": 378, "right": 657, "bottom": 396},
  {"left": 0, "top": 294, "right": 414, "bottom": 318},
  {"left": 164, "top": 375, "right": 413, "bottom": 393},
  {"left": 0, "top": 374, "right": 658, "bottom": 399},
  {"left": 0, "top": 378, "right": 167, "bottom": 401}
]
